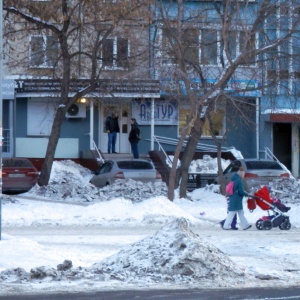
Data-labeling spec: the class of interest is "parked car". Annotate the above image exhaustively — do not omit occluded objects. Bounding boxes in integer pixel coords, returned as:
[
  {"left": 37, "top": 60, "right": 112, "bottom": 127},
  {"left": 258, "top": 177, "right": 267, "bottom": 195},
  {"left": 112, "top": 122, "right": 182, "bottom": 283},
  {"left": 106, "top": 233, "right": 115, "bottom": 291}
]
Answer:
[
  {"left": 2, "top": 158, "right": 39, "bottom": 194},
  {"left": 90, "top": 159, "right": 162, "bottom": 188},
  {"left": 214, "top": 158, "right": 292, "bottom": 192}
]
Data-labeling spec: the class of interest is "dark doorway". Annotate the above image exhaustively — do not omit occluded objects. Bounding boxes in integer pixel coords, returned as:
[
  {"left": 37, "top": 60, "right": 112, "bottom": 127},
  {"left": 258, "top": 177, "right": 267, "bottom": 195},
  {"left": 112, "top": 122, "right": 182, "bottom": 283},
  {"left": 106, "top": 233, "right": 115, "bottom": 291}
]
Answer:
[{"left": 273, "top": 123, "right": 291, "bottom": 171}]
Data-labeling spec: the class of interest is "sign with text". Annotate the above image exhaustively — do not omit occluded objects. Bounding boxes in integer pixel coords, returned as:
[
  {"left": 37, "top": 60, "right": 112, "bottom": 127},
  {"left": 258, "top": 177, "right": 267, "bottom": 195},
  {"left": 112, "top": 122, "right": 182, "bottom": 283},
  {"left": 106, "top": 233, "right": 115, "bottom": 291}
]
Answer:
[
  {"left": 15, "top": 79, "right": 160, "bottom": 97},
  {"left": 161, "top": 79, "right": 259, "bottom": 97},
  {"left": 2, "top": 80, "right": 15, "bottom": 99},
  {"left": 132, "top": 99, "right": 178, "bottom": 125}
]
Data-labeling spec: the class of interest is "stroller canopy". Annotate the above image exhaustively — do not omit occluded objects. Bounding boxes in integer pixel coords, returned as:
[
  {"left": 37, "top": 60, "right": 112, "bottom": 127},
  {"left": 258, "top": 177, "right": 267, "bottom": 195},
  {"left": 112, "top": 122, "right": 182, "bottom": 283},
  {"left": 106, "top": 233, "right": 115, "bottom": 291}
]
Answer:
[{"left": 254, "top": 186, "right": 272, "bottom": 210}]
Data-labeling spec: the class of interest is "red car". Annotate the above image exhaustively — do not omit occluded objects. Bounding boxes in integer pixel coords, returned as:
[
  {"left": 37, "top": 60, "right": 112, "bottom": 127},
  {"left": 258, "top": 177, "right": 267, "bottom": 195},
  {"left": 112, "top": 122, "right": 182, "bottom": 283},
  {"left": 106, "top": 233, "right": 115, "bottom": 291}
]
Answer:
[{"left": 2, "top": 158, "right": 39, "bottom": 194}]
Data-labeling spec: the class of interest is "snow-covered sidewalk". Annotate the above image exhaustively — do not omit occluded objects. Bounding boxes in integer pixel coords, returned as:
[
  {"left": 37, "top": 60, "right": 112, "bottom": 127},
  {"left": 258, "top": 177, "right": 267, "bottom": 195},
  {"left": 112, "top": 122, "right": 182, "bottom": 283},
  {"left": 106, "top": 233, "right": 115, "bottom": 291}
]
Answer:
[{"left": 0, "top": 160, "right": 299, "bottom": 295}]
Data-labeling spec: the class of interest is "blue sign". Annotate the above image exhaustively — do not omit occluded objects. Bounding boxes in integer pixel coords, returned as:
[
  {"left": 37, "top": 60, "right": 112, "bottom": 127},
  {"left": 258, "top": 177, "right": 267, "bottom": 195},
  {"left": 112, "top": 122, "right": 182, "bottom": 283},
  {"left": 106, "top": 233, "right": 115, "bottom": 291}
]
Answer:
[
  {"left": 132, "top": 99, "right": 178, "bottom": 125},
  {"left": 161, "top": 79, "right": 259, "bottom": 97}
]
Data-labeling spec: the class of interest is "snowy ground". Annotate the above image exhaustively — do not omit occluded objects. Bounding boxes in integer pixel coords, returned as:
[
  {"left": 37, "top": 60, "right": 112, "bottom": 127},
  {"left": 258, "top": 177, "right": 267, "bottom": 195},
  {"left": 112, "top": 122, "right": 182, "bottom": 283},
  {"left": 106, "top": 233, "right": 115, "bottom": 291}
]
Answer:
[{"left": 0, "top": 159, "right": 300, "bottom": 296}]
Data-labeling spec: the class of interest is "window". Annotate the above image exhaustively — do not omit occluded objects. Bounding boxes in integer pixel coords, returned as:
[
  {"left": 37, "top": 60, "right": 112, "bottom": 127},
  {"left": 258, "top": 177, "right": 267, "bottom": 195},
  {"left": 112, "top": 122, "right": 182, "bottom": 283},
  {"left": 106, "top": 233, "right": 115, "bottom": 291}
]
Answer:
[
  {"left": 223, "top": 162, "right": 241, "bottom": 175},
  {"left": 102, "top": 37, "right": 129, "bottom": 69},
  {"left": 245, "top": 161, "right": 283, "bottom": 170},
  {"left": 178, "top": 107, "right": 190, "bottom": 135},
  {"left": 178, "top": 106, "right": 225, "bottom": 137},
  {"left": 221, "top": 31, "right": 256, "bottom": 65},
  {"left": 200, "top": 29, "right": 218, "bottom": 65},
  {"left": 117, "top": 161, "right": 153, "bottom": 170},
  {"left": 202, "top": 109, "right": 225, "bottom": 136},
  {"left": 183, "top": 29, "right": 199, "bottom": 65},
  {"left": 162, "top": 28, "right": 217, "bottom": 65},
  {"left": 239, "top": 32, "right": 256, "bottom": 65},
  {"left": 97, "top": 161, "right": 113, "bottom": 174},
  {"left": 30, "top": 35, "right": 58, "bottom": 68},
  {"left": 27, "top": 100, "right": 56, "bottom": 136},
  {"left": 162, "top": 28, "right": 177, "bottom": 64},
  {"left": 162, "top": 28, "right": 255, "bottom": 66}
]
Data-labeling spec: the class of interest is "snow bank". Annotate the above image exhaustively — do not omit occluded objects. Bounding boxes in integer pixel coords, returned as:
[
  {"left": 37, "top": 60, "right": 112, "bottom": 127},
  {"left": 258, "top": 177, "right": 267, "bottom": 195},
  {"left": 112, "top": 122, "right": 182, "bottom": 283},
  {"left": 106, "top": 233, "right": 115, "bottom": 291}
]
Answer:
[{"left": 89, "top": 218, "right": 249, "bottom": 287}]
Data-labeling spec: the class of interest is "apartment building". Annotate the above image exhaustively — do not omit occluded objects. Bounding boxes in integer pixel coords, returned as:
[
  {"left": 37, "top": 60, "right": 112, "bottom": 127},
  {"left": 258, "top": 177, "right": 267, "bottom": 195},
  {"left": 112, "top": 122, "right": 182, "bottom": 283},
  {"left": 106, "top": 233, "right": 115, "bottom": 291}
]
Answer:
[{"left": 2, "top": 0, "right": 300, "bottom": 176}]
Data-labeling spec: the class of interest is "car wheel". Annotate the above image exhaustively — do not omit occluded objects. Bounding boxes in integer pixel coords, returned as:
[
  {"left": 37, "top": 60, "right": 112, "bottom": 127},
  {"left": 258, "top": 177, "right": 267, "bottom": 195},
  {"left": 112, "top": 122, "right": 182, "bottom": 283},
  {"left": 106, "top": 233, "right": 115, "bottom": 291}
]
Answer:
[
  {"left": 256, "top": 220, "right": 264, "bottom": 230},
  {"left": 262, "top": 220, "right": 273, "bottom": 230}
]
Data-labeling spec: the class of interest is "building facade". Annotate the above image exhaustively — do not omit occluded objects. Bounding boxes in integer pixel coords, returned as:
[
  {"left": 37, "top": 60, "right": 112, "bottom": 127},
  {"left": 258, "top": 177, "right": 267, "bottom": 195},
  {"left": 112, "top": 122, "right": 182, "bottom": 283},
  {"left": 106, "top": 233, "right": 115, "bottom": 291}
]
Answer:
[{"left": 2, "top": 1, "right": 300, "bottom": 176}]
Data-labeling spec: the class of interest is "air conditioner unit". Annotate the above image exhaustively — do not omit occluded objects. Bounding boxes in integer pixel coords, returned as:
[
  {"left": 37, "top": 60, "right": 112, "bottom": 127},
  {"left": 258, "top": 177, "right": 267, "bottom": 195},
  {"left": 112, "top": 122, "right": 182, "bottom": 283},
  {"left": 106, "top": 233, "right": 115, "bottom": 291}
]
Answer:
[{"left": 66, "top": 104, "right": 86, "bottom": 118}]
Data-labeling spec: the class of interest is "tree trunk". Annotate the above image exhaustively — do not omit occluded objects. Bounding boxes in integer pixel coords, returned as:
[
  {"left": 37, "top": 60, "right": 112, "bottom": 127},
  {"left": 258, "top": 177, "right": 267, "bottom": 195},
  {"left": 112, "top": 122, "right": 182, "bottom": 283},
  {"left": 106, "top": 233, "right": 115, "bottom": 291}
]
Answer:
[
  {"left": 216, "top": 142, "right": 226, "bottom": 195},
  {"left": 167, "top": 124, "right": 190, "bottom": 201},
  {"left": 178, "top": 116, "right": 205, "bottom": 198},
  {"left": 38, "top": 108, "right": 66, "bottom": 186}
]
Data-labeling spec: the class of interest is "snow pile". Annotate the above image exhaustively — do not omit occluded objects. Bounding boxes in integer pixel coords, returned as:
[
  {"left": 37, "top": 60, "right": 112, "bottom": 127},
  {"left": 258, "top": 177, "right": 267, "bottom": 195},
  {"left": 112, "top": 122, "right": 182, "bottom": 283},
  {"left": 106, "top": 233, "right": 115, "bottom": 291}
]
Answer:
[
  {"left": 188, "top": 155, "right": 231, "bottom": 174},
  {"left": 166, "top": 154, "right": 231, "bottom": 174},
  {"left": 88, "top": 218, "right": 248, "bottom": 286},
  {"left": 269, "top": 178, "right": 300, "bottom": 204},
  {"left": 0, "top": 218, "right": 248, "bottom": 287},
  {"left": 25, "top": 159, "right": 299, "bottom": 206},
  {"left": 95, "top": 179, "right": 168, "bottom": 203},
  {"left": 28, "top": 160, "right": 168, "bottom": 203}
]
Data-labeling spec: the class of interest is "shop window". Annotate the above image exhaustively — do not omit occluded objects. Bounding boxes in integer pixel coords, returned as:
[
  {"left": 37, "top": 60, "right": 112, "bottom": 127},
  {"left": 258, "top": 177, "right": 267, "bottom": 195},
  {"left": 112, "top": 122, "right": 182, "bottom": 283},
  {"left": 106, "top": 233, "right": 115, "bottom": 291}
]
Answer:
[
  {"left": 178, "top": 107, "right": 225, "bottom": 137},
  {"left": 30, "top": 35, "right": 58, "bottom": 68},
  {"left": 27, "top": 100, "right": 56, "bottom": 136},
  {"left": 178, "top": 107, "right": 191, "bottom": 135},
  {"left": 202, "top": 110, "right": 225, "bottom": 136},
  {"left": 102, "top": 37, "right": 129, "bottom": 69}
]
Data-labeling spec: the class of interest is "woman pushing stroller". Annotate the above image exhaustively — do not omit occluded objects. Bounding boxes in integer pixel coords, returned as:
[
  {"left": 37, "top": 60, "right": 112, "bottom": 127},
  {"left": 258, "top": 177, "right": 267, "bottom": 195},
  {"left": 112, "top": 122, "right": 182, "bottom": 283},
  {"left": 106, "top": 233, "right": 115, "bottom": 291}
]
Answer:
[{"left": 222, "top": 166, "right": 252, "bottom": 230}]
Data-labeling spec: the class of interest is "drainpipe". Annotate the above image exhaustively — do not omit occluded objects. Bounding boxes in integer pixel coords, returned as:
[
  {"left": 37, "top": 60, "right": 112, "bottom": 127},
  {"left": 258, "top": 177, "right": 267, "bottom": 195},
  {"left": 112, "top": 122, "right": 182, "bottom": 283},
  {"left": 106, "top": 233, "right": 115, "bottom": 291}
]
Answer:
[
  {"left": 151, "top": 98, "right": 155, "bottom": 150},
  {"left": 256, "top": 97, "right": 259, "bottom": 159},
  {"left": 90, "top": 99, "right": 94, "bottom": 150}
]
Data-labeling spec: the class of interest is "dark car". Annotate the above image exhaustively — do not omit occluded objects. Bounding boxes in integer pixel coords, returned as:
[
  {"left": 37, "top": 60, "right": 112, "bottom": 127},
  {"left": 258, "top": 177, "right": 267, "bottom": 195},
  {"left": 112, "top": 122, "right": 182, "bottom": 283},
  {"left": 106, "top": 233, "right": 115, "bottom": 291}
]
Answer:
[
  {"left": 215, "top": 158, "right": 292, "bottom": 192},
  {"left": 2, "top": 158, "right": 39, "bottom": 194},
  {"left": 90, "top": 159, "right": 162, "bottom": 188}
]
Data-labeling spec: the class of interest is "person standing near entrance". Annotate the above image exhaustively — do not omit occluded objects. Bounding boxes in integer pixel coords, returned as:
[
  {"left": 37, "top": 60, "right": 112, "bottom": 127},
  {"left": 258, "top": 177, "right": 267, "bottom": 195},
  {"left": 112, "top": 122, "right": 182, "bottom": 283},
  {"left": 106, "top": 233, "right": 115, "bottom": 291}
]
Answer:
[
  {"left": 105, "top": 111, "right": 120, "bottom": 153},
  {"left": 128, "top": 118, "right": 140, "bottom": 159}
]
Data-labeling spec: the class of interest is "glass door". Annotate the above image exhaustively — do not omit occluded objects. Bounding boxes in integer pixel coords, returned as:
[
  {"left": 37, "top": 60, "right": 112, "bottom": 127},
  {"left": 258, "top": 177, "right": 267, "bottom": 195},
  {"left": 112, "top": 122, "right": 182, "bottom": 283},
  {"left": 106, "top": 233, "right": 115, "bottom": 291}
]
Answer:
[{"left": 100, "top": 104, "right": 131, "bottom": 154}]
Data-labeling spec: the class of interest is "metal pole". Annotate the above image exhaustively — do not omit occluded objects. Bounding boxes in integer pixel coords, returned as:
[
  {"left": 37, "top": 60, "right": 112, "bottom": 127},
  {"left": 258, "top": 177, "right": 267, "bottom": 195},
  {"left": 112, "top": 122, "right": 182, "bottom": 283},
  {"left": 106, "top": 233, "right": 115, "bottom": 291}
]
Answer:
[
  {"left": 0, "top": 0, "right": 3, "bottom": 241},
  {"left": 151, "top": 98, "right": 154, "bottom": 150}
]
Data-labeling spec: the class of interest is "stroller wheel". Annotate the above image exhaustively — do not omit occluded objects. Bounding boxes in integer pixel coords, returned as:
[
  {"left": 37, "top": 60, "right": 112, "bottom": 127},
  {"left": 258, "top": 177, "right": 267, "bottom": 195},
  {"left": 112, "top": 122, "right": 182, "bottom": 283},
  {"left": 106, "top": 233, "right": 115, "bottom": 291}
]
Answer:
[
  {"left": 256, "top": 220, "right": 264, "bottom": 230},
  {"left": 279, "top": 219, "right": 291, "bottom": 230},
  {"left": 262, "top": 220, "right": 273, "bottom": 230}
]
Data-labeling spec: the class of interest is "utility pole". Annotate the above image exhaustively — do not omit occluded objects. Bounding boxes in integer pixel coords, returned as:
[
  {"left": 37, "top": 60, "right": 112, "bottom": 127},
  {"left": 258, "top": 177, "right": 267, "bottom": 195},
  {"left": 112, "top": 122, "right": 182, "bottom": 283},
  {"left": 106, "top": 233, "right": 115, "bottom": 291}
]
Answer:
[{"left": 0, "top": 0, "right": 3, "bottom": 241}]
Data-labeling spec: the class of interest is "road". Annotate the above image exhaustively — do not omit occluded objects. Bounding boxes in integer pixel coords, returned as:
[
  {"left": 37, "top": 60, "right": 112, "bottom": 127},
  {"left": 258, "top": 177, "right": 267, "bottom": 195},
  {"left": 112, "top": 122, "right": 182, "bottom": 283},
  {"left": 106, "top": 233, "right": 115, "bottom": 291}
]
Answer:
[{"left": 1, "top": 287, "right": 300, "bottom": 300}]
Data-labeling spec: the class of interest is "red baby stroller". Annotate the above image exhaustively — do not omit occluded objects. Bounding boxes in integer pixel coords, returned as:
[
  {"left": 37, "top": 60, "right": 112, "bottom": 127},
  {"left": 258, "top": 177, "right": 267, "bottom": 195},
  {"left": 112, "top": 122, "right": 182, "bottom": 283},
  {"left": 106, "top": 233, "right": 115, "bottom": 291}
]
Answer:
[{"left": 247, "top": 186, "right": 291, "bottom": 230}]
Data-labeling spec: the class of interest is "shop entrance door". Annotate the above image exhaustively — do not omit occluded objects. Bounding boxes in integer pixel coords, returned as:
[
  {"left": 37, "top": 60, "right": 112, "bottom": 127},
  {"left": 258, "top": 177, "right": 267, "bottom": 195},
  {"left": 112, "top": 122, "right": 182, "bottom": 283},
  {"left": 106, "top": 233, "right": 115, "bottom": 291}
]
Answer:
[
  {"left": 273, "top": 123, "right": 292, "bottom": 171},
  {"left": 99, "top": 104, "right": 131, "bottom": 154}
]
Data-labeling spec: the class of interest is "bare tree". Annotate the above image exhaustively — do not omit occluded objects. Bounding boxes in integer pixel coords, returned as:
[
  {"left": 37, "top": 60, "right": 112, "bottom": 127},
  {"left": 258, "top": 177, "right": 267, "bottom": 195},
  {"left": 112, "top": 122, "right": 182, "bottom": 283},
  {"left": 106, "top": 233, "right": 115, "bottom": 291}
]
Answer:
[
  {"left": 154, "top": 0, "right": 300, "bottom": 200},
  {"left": 3, "top": 0, "right": 150, "bottom": 186}
]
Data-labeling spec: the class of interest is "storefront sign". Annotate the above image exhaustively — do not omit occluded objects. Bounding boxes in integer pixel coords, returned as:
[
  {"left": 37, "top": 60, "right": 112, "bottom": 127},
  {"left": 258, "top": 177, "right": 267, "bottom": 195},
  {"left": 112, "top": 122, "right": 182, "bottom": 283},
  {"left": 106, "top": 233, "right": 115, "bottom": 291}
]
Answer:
[
  {"left": 162, "top": 79, "right": 259, "bottom": 97},
  {"left": 2, "top": 80, "right": 15, "bottom": 99},
  {"left": 15, "top": 79, "right": 160, "bottom": 97},
  {"left": 132, "top": 99, "right": 178, "bottom": 125}
]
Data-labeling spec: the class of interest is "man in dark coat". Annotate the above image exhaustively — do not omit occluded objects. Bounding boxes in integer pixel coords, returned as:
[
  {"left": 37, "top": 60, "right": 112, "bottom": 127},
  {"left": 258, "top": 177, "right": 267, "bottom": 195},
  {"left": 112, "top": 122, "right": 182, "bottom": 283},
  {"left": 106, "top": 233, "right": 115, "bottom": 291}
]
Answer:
[
  {"left": 105, "top": 111, "right": 120, "bottom": 153},
  {"left": 223, "top": 167, "right": 252, "bottom": 230},
  {"left": 128, "top": 118, "right": 140, "bottom": 159}
]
